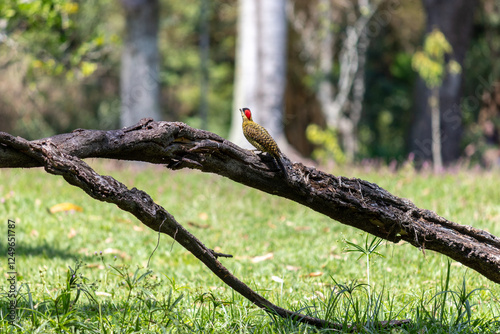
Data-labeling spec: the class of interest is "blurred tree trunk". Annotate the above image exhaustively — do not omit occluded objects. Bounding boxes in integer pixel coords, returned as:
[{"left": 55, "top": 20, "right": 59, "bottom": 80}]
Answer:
[
  {"left": 410, "top": 0, "right": 476, "bottom": 165},
  {"left": 287, "top": 0, "right": 378, "bottom": 162},
  {"left": 199, "top": 0, "right": 210, "bottom": 130},
  {"left": 120, "top": 0, "right": 161, "bottom": 127},
  {"left": 229, "top": 0, "right": 288, "bottom": 148}
]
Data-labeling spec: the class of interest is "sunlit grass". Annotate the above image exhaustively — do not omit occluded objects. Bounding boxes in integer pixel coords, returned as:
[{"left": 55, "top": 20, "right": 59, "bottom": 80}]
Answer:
[{"left": 0, "top": 161, "right": 499, "bottom": 332}]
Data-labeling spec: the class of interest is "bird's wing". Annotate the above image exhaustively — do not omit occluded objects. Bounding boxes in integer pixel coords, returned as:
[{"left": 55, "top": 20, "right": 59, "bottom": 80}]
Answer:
[{"left": 244, "top": 124, "right": 279, "bottom": 155}]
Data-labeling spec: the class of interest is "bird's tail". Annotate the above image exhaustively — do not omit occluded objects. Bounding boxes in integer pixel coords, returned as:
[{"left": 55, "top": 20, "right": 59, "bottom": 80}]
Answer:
[{"left": 275, "top": 154, "right": 291, "bottom": 181}]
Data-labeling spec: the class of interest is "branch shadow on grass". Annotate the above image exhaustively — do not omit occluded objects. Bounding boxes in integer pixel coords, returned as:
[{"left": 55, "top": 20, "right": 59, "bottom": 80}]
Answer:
[{"left": 6, "top": 240, "right": 77, "bottom": 260}]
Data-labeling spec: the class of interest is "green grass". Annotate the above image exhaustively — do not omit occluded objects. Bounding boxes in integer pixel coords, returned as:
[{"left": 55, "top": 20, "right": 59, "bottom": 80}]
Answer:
[{"left": 1, "top": 161, "right": 499, "bottom": 332}]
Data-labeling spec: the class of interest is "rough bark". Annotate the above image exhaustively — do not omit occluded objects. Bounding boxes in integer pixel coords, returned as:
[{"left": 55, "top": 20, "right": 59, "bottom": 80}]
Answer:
[
  {"left": 120, "top": 0, "right": 161, "bottom": 127},
  {"left": 0, "top": 121, "right": 418, "bottom": 330},
  {"left": 410, "top": 0, "right": 477, "bottom": 165},
  {"left": 2, "top": 121, "right": 500, "bottom": 327},
  {"left": 1, "top": 120, "right": 499, "bottom": 286}
]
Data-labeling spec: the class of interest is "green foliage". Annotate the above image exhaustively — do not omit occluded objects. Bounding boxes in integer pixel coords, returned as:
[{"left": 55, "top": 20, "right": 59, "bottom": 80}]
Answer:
[
  {"left": 361, "top": 36, "right": 416, "bottom": 162},
  {"left": 412, "top": 28, "right": 462, "bottom": 170},
  {"left": 0, "top": 0, "right": 122, "bottom": 139},
  {"left": 344, "top": 234, "right": 384, "bottom": 297},
  {"left": 0, "top": 1, "right": 237, "bottom": 138},
  {"left": 306, "top": 124, "right": 346, "bottom": 164},
  {"left": 423, "top": 28, "right": 452, "bottom": 58},
  {"left": 460, "top": 3, "right": 500, "bottom": 165},
  {"left": 412, "top": 28, "right": 461, "bottom": 89},
  {"left": 389, "top": 52, "right": 414, "bottom": 79},
  {"left": 1, "top": 0, "right": 116, "bottom": 81},
  {"left": 160, "top": 0, "right": 236, "bottom": 135},
  {"left": 0, "top": 1, "right": 499, "bottom": 164}
]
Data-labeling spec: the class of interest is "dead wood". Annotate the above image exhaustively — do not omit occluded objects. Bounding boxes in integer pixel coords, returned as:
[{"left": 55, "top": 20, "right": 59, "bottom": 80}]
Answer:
[{"left": 1, "top": 119, "right": 498, "bottom": 328}]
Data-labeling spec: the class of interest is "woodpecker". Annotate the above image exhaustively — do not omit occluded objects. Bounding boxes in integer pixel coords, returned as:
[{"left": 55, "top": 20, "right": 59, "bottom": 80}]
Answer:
[{"left": 239, "top": 107, "right": 289, "bottom": 179}]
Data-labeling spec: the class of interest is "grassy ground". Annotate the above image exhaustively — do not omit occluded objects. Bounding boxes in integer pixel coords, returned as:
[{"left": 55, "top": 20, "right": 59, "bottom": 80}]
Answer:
[{"left": 1, "top": 161, "right": 499, "bottom": 333}]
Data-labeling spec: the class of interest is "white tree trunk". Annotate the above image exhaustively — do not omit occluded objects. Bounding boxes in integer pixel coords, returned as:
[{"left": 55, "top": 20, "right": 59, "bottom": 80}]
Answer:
[
  {"left": 340, "top": 23, "right": 370, "bottom": 161},
  {"left": 120, "top": 0, "right": 161, "bottom": 127},
  {"left": 430, "top": 89, "right": 443, "bottom": 172},
  {"left": 230, "top": 0, "right": 288, "bottom": 148}
]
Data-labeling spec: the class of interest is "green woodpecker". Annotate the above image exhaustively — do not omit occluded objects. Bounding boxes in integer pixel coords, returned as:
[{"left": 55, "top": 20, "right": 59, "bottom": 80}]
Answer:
[{"left": 239, "top": 107, "right": 289, "bottom": 178}]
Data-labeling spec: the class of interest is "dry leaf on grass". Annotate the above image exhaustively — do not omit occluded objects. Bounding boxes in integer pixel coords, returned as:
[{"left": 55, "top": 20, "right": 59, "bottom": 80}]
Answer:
[
  {"left": 49, "top": 202, "right": 83, "bottom": 214},
  {"left": 251, "top": 253, "right": 274, "bottom": 263}
]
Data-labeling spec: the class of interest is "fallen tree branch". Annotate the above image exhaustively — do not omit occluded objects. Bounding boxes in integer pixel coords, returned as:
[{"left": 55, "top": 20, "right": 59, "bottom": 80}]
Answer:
[
  {"left": 0, "top": 125, "right": 412, "bottom": 330},
  {"left": 1, "top": 120, "right": 499, "bottom": 283},
  {"left": 0, "top": 133, "right": 350, "bottom": 329},
  {"left": 1, "top": 119, "right": 498, "bottom": 327}
]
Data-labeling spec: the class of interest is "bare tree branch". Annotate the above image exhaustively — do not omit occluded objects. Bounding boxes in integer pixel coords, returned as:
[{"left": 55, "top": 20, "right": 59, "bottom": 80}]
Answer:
[
  {"left": 0, "top": 130, "right": 347, "bottom": 328},
  {"left": 0, "top": 120, "right": 498, "bottom": 328},
  {"left": 0, "top": 120, "right": 414, "bottom": 330},
  {"left": 1, "top": 120, "right": 499, "bottom": 285}
]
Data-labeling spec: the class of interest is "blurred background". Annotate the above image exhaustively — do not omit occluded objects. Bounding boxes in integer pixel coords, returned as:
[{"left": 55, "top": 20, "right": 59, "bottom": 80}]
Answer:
[{"left": 0, "top": 0, "right": 499, "bottom": 168}]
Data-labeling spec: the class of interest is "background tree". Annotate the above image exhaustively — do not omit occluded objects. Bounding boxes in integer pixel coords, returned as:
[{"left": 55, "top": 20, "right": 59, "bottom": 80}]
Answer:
[
  {"left": 120, "top": 0, "right": 161, "bottom": 127},
  {"left": 412, "top": 29, "right": 462, "bottom": 172},
  {"left": 287, "top": 0, "right": 382, "bottom": 162},
  {"left": 198, "top": 0, "right": 210, "bottom": 129},
  {"left": 461, "top": 0, "right": 500, "bottom": 167},
  {"left": 159, "top": 1, "right": 236, "bottom": 133},
  {"left": 409, "top": 0, "right": 477, "bottom": 166},
  {"left": 0, "top": 0, "right": 120, "bottom": 139},
  {"left": 2, "top": 1, "right": 500, "bottom": 166},
  {"left": 229, "top": 0, "right": 288, "bottom": 148}
]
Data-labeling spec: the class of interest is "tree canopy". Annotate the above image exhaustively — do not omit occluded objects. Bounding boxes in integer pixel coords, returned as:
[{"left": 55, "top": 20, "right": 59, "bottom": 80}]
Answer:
[{"left": 0, "top": 0, "right": 499, "bottom": 165}]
